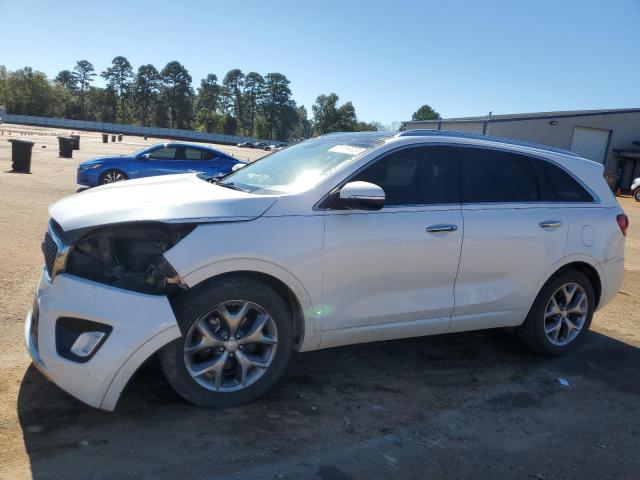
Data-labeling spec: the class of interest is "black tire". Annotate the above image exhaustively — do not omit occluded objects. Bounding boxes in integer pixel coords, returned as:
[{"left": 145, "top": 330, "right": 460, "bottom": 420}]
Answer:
[
  {"left": 517, "top": 269, "right": 595, "bottom": 356},
  {"left": 99, "top": 169, "right": 128, "bottom": 185},
  {"left": 634, "top": 188, "right": 640, "bottom": 202},
  {"left": 159, "top": 276, "right": 294, "bottom": 407}
]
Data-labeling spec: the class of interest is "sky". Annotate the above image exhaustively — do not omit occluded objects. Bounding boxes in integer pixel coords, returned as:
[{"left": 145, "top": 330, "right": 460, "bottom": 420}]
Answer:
[{"left": 1, "top": 0, "right": 639, "bottom": 124}]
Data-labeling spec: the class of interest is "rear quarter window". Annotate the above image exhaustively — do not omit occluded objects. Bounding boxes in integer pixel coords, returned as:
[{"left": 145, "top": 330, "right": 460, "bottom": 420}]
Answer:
[{"left": 533, "top": 160, "right": 594, "bottom": 202}]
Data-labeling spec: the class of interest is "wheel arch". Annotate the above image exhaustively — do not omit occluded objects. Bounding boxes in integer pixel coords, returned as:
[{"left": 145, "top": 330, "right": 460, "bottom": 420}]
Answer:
[
  {"left": 533, "top": 256, "right": 604, "bottom": 311},
  {"left": 181, "top": 262, "right": 320, "bottom": 352},
  {"left": 99, "top": 168, "right": 128, "bottom": 183}
]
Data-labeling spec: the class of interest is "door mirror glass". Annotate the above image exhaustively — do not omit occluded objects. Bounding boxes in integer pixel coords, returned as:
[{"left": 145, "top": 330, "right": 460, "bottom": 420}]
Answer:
[{"left": 336, "top": 181, "right": 385, "bottom": 210}]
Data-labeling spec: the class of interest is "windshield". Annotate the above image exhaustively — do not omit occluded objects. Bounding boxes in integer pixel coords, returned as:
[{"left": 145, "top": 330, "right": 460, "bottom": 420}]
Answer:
[
  {"left": 216, "top": 137, "right": 381, "bottom": 194},
  {"left": 129, "top": 144, "right": 160, "bottom": 157}
]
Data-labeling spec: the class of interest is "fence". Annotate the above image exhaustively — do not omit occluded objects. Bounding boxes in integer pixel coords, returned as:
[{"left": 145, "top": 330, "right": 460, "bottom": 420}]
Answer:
[{"left": 0, "top": 111, "right": 284, "bottom": 146}]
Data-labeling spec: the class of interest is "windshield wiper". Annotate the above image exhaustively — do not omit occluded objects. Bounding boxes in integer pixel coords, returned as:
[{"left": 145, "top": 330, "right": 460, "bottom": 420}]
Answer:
[{"left": 216, "top": 181, "right": 248, "bottom": 192}]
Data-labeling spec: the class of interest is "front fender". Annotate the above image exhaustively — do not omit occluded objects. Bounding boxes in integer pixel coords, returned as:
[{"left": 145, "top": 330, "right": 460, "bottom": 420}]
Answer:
[{"left": 164, "top": 217, "right": 325, "bottom": 352}]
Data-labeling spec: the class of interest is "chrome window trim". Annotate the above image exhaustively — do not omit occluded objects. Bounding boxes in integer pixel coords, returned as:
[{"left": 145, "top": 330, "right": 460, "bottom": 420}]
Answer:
[{"left": 314, "top": 142, "right": 462, "bottom": 211}]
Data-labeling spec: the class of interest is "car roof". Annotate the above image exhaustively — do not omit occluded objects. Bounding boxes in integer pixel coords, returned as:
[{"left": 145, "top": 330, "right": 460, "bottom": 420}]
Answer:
[
  {"left": 395, "top": 129, "right": 581, "bottom": 158},
  {"left": 315, "top": 130, "right": 581, "bottom": 159},
  {"left": 149, "top": 142, "right": 228, "bottom": 153}
]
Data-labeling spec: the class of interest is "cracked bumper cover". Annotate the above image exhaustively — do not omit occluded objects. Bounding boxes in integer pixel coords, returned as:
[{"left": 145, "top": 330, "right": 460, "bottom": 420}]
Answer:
[{"left": 25, "top": 271, "right": 181, "bottom": 411}]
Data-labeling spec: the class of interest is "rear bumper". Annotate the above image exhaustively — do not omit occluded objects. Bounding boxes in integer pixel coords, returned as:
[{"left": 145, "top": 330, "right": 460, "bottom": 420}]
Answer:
[
  {"left": 598, "top": 255, "right": 625, "bottom": 310},
  {"left": 25, "top": 271, "right": 181, "bottom": 411}
]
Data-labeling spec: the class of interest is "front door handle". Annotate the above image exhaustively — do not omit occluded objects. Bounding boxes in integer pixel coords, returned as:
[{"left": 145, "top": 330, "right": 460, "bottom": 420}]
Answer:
[
  {"left": 426, "top": 224, "right": 458, "bottom": 233},
  {"left": 539, "top": 220, "right": 563, "bottom": 229}
]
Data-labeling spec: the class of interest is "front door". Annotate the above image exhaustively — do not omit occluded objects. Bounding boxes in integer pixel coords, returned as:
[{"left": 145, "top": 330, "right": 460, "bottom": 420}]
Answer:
[
  {"left": 321, "top": 145, "right": 463, "bottom": 338},
  {"left": 144, "top": 145, "right": 182, "bottom": 177}
]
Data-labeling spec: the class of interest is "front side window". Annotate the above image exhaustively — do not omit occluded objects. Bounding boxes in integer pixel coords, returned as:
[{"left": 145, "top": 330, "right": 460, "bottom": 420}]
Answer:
[
  {"left": 149, "top": 146, "right": 177, "bottom": 160},
  {"left": 352, "top": 146, "right": 459, "bottom": 205},
  {"left": 460, "top": 147, "right": 538, "bottom": 203},
  {"left": 217, "top": 136, "right": 383, "bottom": 194}
]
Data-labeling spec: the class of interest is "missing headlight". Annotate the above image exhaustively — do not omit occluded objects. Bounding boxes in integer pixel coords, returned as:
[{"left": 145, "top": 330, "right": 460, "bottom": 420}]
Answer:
[{"left": 65, "top": 222, "right": 195, "bottom": 295}]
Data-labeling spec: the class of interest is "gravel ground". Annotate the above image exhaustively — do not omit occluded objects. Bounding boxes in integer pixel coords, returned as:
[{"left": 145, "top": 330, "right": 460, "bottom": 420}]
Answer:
[{"left": 0, "top": 125, "right": 638, "bottom": 479}]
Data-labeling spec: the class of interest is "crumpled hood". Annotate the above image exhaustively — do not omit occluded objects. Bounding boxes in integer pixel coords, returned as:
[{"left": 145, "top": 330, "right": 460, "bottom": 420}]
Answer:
[{"left": 50, "top": 173, "right": 278, "bottom": 232}]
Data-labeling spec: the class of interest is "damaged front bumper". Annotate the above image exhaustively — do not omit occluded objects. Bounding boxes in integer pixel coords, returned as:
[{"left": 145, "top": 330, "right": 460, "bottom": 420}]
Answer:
[{"left": 25, "top": 270, "right": 181, "bottom": 411}]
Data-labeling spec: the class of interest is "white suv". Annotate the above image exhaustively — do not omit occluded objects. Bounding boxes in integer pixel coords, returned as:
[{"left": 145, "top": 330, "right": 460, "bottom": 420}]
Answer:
[{"left": 26, "top": 130, "right": 627, "bottom": 410}]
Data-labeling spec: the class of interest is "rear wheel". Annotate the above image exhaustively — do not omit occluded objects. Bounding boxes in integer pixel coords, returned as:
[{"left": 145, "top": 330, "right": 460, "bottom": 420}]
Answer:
[
  {"left": 634, "top": 188, "right": 640, "bottom": 202},
  {"left": 99, "top": 169, "right": 128, "bottom": 185},
  {"left": 517, "top": 270, "right": 595, "bottom": 356},
  {"left": 159, "top": 277, "right": 293, "bottom": 407}
]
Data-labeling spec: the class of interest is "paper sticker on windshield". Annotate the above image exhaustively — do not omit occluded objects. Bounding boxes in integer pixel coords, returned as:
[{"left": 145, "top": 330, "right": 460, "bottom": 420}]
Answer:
[{"left": 328, "top": 145, "right": 367, "bottom": 155}]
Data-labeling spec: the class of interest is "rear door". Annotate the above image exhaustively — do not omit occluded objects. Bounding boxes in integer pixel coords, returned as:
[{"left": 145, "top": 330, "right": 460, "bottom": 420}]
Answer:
[
  {"left": 178, "top": 147, "right": 231, "bottom": 176},
  {"left": 451, "top": 147, "right": 569, "bottom": 330}
]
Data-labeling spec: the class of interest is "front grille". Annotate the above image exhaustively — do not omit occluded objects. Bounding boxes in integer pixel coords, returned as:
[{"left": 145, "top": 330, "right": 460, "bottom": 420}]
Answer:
[{"left": 42, "top": 231, "right": 58, "bottom": 277}]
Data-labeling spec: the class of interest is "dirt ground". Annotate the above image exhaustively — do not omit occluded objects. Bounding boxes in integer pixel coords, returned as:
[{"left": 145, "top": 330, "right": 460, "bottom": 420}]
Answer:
[{"left": 0, "top": 125, "right": 638, "bottom": 479}]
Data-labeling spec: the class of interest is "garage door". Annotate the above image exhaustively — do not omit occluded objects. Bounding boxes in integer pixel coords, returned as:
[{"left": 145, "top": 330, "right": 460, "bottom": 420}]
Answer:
[
  {"left": 440, "top": 122, "right": 485, "bottom": 134},
  {"left": 570, "top": 126, "right": 610, "bottom": 163}
]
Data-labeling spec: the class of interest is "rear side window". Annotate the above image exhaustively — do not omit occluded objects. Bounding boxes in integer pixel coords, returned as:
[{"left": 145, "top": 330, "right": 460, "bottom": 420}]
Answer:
[
  {"left": 353, "top": 145, "right": 459, "bottom": 205},
  {"left": 533, "top": 160, "right": 594, "bottom": 202},
  {"left": 184, "top": 148, "right": 204, "bottom": 160},
  {"left": 460, "top": 147, "right": 538, "bottom": 203}
]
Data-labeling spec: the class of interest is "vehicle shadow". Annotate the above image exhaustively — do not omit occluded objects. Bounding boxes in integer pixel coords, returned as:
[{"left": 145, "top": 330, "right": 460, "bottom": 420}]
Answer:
[{"left": 17, "top": 329, "right": 640, "bottom": 479}]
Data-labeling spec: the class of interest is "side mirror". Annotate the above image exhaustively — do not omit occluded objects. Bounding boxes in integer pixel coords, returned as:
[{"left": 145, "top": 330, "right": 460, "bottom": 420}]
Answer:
[
  {"left": 336, "top": 181, "right": 385, "bottom": 210},
  {"left": 231, "top": 163, "right": 245, "bottom": 172},
  {"left": 140, "top": 153, "right": 151, "bottom": 161}
]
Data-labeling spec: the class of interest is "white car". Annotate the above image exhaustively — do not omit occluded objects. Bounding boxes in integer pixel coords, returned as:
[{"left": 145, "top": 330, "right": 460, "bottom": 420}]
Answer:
[
  {"left": 27, "top": 130, "right": 627, "bottom": 411},
  {"left": 632, "top": 177, "right": 640, "bottom": 201}
]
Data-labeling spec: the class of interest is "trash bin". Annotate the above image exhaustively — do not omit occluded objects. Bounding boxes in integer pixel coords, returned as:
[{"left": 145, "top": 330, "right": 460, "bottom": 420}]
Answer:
[
  {"left": 111, "top": 135, "right": 116, "bottom": 142},
  {"left": 118, "top": 134, "right": 123, "bottom": 142},
  {"left": 8, "top": 139, "right": 34, "bottom": 173},
  {"left": 70, "top": 134, "right": 80, "bottom": 150},
  {"left": 58, "top": 136, "right": 74, "bottom": 158},
  {"left": 102, "top": 134, "right": 108, "bottom": 143}
]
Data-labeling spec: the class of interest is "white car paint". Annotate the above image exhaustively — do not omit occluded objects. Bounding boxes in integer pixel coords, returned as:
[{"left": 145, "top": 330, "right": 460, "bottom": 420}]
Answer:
[
  {"left": 51, "top": 173, "right": 278, "bottom": 231},
  {"left": 26, "top": 131, "right": 626, "bottom": 410}
]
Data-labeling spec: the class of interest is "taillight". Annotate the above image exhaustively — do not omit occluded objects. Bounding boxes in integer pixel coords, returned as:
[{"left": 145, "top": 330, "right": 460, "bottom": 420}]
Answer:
[{"left": 617, "top": 213, "right": 629, "bottom": 236}]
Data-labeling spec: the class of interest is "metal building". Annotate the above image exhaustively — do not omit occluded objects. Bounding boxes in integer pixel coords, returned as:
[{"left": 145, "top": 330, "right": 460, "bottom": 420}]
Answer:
[{"left": 402, "top": 108, "right": 640, "bottom": 191}]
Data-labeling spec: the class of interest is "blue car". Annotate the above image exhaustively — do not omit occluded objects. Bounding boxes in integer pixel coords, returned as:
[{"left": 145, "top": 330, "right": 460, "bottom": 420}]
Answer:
[{"left": 77, "top": 142, "right": 246, "bottom": 187}]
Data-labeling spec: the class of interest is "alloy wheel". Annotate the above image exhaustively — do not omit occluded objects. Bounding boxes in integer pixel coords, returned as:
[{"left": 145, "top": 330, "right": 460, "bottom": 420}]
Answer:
[
  {"left": 103, "top": 171, "right": 126, "bottom": 183},
  {"left": 183, "top": 300, "right": 278, "bottom": 392},
  {"left": 543, "top": 283, "right": 588, "bottom": 346}
]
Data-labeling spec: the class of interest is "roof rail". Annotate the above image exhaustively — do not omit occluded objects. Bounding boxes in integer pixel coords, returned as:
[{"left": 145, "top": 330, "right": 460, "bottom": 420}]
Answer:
[{"left": 396, "top": 129, "right": 580, "bottom": 157}]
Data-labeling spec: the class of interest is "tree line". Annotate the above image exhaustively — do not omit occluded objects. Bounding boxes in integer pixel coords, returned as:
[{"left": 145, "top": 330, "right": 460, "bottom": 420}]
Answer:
[{"left": 0, "top": 58, "right": 440, "bottom": 140}]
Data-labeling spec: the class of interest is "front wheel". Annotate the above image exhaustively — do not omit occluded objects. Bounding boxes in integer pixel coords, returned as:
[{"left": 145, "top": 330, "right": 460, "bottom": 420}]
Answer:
[
  {"left": 517, "top": 270, "right": 595, "bottom": 356},
  {"left": 99, "top": 169, "right": 128, "bottom": 185},
  {"left": 159, "top": 277, "right": 293, "bottom": 407}
]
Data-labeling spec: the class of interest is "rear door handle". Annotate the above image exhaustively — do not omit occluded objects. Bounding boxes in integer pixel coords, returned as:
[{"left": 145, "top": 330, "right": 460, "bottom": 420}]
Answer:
[
  {"left": 426, "top": 224, "right": 458, "bottom": 233},
  {"left": 539, "top": 220, "right": 563, "bottom": 229}
]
